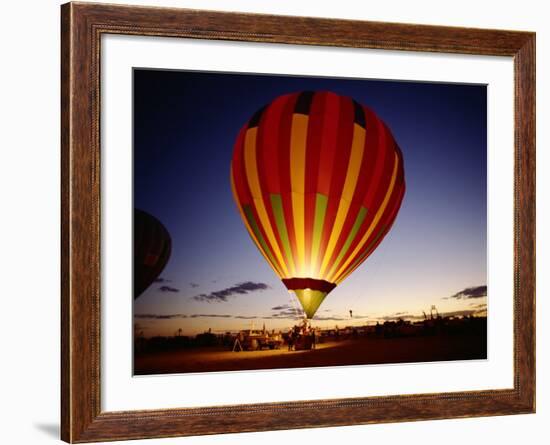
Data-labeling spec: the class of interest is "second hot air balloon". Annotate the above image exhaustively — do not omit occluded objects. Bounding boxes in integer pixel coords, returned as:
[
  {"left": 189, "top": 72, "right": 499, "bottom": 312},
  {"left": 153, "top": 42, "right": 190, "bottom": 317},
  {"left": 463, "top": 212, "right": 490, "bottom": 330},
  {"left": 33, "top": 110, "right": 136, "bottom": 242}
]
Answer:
[
  {"left": 230, "top": 91, "right": 405, "bottom": 318},
  {"left": 134, "top": 209, "right": 172, "bottom": 299}
]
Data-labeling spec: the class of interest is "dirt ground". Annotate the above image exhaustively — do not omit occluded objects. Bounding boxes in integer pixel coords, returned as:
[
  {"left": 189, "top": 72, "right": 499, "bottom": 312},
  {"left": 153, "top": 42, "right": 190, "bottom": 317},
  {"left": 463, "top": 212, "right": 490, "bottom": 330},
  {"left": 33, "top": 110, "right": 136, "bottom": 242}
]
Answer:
[{"left": 134, "top": 333, "right": 487, "bottom": 375}]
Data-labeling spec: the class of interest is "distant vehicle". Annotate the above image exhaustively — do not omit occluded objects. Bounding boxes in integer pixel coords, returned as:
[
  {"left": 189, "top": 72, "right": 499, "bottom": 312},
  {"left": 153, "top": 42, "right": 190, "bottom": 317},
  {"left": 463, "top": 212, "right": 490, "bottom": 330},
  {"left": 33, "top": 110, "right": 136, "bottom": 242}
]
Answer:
[{"left": 234, "top": 329, "right": 283, "bottom": 351}]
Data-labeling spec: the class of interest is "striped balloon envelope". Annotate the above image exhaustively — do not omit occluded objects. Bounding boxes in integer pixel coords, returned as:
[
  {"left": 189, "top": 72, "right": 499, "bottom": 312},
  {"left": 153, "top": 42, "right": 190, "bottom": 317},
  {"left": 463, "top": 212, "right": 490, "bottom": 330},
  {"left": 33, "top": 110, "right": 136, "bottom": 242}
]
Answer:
[{"left": 230, "top": 91, "right": 405, "bottom": 318}]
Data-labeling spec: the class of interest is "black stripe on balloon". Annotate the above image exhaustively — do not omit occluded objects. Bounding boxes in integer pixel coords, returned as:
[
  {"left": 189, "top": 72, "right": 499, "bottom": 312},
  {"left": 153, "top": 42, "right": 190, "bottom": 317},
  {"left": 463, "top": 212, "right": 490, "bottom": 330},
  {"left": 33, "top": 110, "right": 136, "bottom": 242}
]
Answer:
[
  {"left": 353, "top": 100, "right": 366, "bottom": 129},
  {"left": 294, "top": 91, "right": 314, "bottom": 115},
  {"left": 248, "top": 105, "right": 267, "bottom": 128}
]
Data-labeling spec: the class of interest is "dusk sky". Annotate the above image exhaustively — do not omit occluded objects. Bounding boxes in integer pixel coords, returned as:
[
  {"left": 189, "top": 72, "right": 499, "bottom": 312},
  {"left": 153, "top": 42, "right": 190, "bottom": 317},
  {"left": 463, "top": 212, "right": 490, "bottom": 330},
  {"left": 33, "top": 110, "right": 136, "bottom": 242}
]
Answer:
[{"left": 133, "top": 69, "right": 487, "bottom": 337}]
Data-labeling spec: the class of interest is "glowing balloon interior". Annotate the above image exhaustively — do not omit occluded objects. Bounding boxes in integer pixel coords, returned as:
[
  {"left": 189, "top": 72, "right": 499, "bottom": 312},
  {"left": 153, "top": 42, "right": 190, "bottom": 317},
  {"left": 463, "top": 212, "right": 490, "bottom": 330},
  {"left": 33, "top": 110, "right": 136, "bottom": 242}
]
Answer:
[{"left": 230, "top": 91, "right": 405, "bottom": 318}]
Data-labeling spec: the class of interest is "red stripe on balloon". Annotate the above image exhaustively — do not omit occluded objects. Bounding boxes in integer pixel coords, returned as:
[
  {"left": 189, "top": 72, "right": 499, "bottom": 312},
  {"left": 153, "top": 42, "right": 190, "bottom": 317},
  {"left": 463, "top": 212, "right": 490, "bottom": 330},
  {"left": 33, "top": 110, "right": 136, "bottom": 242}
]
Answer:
[
  {"left": 316, "top": 92, "right": 340, "bottom": 195},
  {"left": 316, "top": 95, "right": 354, "bottom": 274},
  {"left": 362, "top": 116, "right": 391, "bottom": 209},
  {"left": 259, "top": 94, "right": 293, "bottom": 194}
]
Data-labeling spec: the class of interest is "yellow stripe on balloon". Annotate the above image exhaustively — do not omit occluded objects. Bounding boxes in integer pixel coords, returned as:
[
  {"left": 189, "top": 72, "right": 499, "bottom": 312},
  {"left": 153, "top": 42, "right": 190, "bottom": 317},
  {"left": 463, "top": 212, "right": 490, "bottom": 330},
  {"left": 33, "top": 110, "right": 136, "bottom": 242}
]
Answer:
[
  {"left": 229, "top": 171, "right": 284, "bottom": 277},
  {"left": 318, "top": 124, "right": 366, "bottom": 279},
  {"left": 328, "top": 152, "right": 399, "bottom": 283},
  {"left": 244, "top": 128, "right": 290, "bottom": 277},
  {"left": 290, "top": 114, "right": 308, "bottom": 276}
]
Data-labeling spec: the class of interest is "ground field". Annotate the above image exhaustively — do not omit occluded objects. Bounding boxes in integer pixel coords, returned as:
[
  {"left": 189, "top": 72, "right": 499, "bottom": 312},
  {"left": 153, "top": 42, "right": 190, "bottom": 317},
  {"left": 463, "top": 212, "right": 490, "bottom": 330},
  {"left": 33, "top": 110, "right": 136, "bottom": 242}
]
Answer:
[{"left": 134, "top": 333, "right": 487, "bottom": 375}]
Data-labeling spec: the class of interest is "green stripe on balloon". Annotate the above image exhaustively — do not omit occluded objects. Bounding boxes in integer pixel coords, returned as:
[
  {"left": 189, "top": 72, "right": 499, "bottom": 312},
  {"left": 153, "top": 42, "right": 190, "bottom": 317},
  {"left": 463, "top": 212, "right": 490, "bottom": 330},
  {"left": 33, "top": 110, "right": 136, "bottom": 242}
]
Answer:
[
  {"left": 243, "top": 205, "right": 281, "bottom": 276},
  {"left": 311, "top": 193, "right": 328, "bottom": 267},
  {"left": 270, "top": 194, "right": 295, "bottom": 273}
]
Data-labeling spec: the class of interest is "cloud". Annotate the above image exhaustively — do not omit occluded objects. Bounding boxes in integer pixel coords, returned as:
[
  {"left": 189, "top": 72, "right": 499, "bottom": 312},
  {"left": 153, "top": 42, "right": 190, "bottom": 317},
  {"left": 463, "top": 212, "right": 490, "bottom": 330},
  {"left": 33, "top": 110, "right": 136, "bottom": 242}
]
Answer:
[
  {"left": 136, "top": 313, "right": 237, "bottom": 320},
  {"left": 377, "top": 307, "right": 488, "bottom": 322},
  {"left": 271, "top": 304, "right": 291, "bottom": 311},
  {"left": 268, "top": 305, "right": 370, "bottom": 321},
  {"left": 189, "top": 282, "right": 199, "bottom": 288},
  {"left": 154, "top": 277, "right": 171, "bottom": 283},
  {"left": 270, "top": 307, "right": 303, "bottom": 319},
  {"left": 374, "top": 311, "right": 420, "bottom": 321},
  {"left": 347, "top": 313, "right": 372, "bottom": 319},
  {"left": 379, "top": 313, "right": 421, "bottom": 321},
  {"left": 311, "top": 316, "right": 349, "bottom": 321},
  {"left": 135, "top": 313, "right": 187, "bottom": 320},
  {"left": 446, "top": 285, "right": 487, "bottom": 300},
  {"left": 192, "top": 281, "right": 269, "bottom": 303},
  {"left": 159, "top": 285, "right": 180, "bottom": 293},
  {"left": 189, "top": 314, "right": 232, "bottom": 318},
  {"left": 440, "top": 309, "right": 484, "bottom": 318}
]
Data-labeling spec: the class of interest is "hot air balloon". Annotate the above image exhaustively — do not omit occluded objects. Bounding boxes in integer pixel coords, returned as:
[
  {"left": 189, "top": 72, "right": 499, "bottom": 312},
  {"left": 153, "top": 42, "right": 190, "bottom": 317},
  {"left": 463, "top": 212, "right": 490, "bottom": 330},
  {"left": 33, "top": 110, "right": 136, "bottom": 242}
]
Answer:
[
  {"left": 134, "top": 209, "right": 172, "bottom": 299},
  {"left": 230, "top": 91, "right": 405, "bottom": 318}
]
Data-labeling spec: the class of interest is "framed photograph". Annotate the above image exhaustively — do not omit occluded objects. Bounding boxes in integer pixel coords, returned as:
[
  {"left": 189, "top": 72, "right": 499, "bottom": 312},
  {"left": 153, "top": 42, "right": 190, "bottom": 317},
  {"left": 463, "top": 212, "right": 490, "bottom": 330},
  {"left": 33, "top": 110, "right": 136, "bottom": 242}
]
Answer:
[{"left": 61, "top": 2, "right": 535, "bottom": 442}]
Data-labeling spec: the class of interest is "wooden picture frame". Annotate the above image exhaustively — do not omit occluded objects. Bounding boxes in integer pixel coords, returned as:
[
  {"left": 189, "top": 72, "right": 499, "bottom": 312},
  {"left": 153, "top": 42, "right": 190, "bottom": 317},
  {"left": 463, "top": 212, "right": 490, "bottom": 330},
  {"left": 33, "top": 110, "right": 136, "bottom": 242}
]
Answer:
[{"left": 61, "top": 2, "right": 535, "bottom": 442}]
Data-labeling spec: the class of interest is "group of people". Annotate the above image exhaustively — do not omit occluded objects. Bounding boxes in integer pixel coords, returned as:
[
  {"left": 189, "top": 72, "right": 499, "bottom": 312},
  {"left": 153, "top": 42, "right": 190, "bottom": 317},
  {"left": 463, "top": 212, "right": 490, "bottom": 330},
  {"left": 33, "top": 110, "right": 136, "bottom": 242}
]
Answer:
[{"left": 287, "top": 318, "right": 318, "bottom": 351}]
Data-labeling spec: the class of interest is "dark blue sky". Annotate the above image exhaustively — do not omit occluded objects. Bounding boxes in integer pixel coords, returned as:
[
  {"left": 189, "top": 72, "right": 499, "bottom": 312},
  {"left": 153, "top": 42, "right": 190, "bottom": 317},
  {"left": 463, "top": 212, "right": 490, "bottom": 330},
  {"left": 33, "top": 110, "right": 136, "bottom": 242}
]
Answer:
[{"left": 134, "top": 69, "right": 487, "bottom": 335}]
